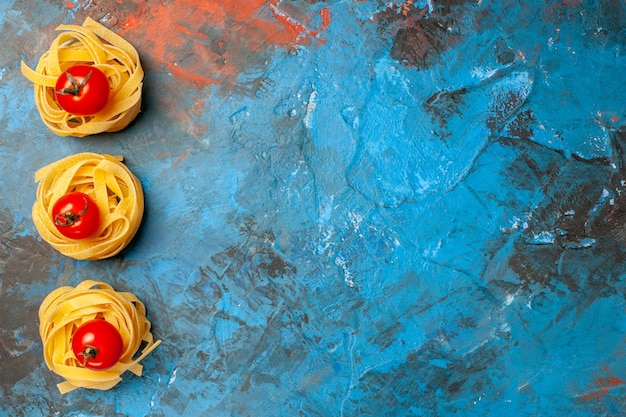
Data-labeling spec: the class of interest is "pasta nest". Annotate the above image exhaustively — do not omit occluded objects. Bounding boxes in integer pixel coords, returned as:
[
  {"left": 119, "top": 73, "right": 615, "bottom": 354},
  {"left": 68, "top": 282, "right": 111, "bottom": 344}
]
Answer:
[
  {"left": 20, "top": 17, "right": 143, "bottom": 137},
  {"left": 39, "top": 280, "right": 161, "bottom": 394},
  {"left": 32, "top": 152, "right": 144, "bottom": 260}
]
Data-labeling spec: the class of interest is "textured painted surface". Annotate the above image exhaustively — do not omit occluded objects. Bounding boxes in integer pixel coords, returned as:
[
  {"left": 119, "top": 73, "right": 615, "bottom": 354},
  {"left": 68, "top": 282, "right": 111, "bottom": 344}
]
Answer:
[{"left": 1, "top": 0, "right": 626, "bottom": 415}]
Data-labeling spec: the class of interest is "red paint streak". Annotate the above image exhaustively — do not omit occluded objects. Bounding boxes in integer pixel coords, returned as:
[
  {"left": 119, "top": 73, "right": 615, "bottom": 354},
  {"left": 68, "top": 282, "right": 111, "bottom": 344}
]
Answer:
[
  {"left": 581, "top": 376, "right": 625, "bottom": 401},
  {"left": 268, "top": 3, "right": 318, "bottom": 41},
  {"left": 169, "top": 64, "right": 219, "bottom": 87},
  {"left": 174, "top": 24, "right": 210, "bottom": 39},
  {"left": 543, "top": 0, "right": 582, "bottom": 24},
  {"left": 65, "top": 1, "right": 76, "bottom": 9},
  {"left": 173, "top": 149, "right": 192, "bottom": 167},
  {"left": 118, "top": 0, "right": 322, "bottom": 89}
]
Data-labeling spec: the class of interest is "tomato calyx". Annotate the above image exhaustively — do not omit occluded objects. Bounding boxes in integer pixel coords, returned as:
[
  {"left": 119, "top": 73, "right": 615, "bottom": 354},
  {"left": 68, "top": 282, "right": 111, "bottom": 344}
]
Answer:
[
  {"left": 56, "top": 70, "right": 93, "bottom": 96},
  {"left": 54, "top": 65, "right": 109, "bottom": 115},
  {"left": 53, "top": 195, "right": 90, "bottom": 227},
  {"left": 51, "top": 192, "right": 100, "bottom": 239},
  {"left": 79, "top": 345, "right": 99, "bottom": 366},
  {"left": 72, "top": 319, "right": 124, "bottom": 370}
]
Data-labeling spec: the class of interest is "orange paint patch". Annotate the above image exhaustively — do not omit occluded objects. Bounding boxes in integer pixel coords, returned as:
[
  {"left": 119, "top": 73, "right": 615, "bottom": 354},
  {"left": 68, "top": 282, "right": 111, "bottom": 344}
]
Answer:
[
  {"left": 401, "top": 0, "right": 415, "bottom": 16},
  {"left": 118, "top": 0, "right": 322, "bottom": 89},
  {"left": 319, "top": 7, "right": 332, "bottom": 29}
]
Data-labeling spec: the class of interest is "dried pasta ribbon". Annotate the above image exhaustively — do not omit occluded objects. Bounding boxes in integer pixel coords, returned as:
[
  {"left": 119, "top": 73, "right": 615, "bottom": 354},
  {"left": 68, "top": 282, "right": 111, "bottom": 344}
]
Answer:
[
  {"left": 20, "top": 17, "right": 143, "bottom": 137},
  {"left": 39, "top": 280, "right": 161, "bottom": 394},
  {"left": 32, "top": 152, "right": 144, "bottom": 260}
]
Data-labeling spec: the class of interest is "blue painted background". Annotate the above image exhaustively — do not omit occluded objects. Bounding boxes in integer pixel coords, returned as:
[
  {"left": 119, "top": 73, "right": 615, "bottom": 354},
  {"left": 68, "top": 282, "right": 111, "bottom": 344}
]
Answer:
[{"left": 1, "top": 0, "right": 625, "bottom": 415}]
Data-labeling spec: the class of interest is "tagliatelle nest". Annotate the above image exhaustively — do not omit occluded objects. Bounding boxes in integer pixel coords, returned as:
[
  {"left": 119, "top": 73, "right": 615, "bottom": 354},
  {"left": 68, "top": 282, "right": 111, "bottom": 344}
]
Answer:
[
  {"left": 39, "top": 280, "right": 161, "bottom": 394},
  {"left": 32, "top": 152, "right": 144, "bottom": 260},
  {"left": 21, "top": 17, "right": 143, "bottom": 137}
]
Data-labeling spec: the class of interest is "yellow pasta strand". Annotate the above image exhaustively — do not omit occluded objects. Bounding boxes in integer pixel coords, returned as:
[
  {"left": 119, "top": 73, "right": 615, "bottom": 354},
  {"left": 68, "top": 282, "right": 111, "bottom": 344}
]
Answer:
[
  {"left": 39, "top": 280, "right": 161, "bottom": 394},
  {"left": 21, "top": 17, "right": 143, "bottom": 137},
  {"left": 32, "top": 153, "right": 144, "bottom": 260}
]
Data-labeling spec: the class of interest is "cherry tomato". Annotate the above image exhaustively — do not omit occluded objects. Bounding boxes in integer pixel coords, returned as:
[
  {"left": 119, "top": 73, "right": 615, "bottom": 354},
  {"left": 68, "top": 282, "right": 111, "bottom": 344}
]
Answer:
[
  {"left": 51, "top": 192, "right": 100, "bottom": 239},
  {"left": 72, "top": 319, "right": 124, "bottom": 370},
  {"left": 55, "top": 65, "right": 110, "bottom": 116}
]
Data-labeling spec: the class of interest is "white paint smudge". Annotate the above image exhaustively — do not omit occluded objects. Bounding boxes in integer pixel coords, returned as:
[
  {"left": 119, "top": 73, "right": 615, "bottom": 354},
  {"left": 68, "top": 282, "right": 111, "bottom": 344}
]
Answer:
[
  {"left": 347, "top": 211, "right": 363, "bottom": 233},
  {"left": 167, "top": 366, "right": 178, "bottom": 387},
  {"left": 335, "top": 254, "right": 355, "bottom": 288},
  {"left": 304, "top": 90, "right": 318, "bottom": 129},
  {"left": 471, "top": 66, "right": 498, "bottom": 80},
  {"left": 427, "top": 0, "right": 435, "bottom": 13}
]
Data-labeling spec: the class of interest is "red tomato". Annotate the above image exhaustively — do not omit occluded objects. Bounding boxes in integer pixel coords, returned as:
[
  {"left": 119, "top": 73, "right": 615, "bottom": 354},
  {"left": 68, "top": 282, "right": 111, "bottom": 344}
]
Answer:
[
  {"left": 72, "top": 320, "right": 124, "bottom": 370},
  {"left": 51, "top": 192, "right": 100, "bottom": 239},
  {"left": 55, "top": 65, "right": 110, "bottom": 115}
]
